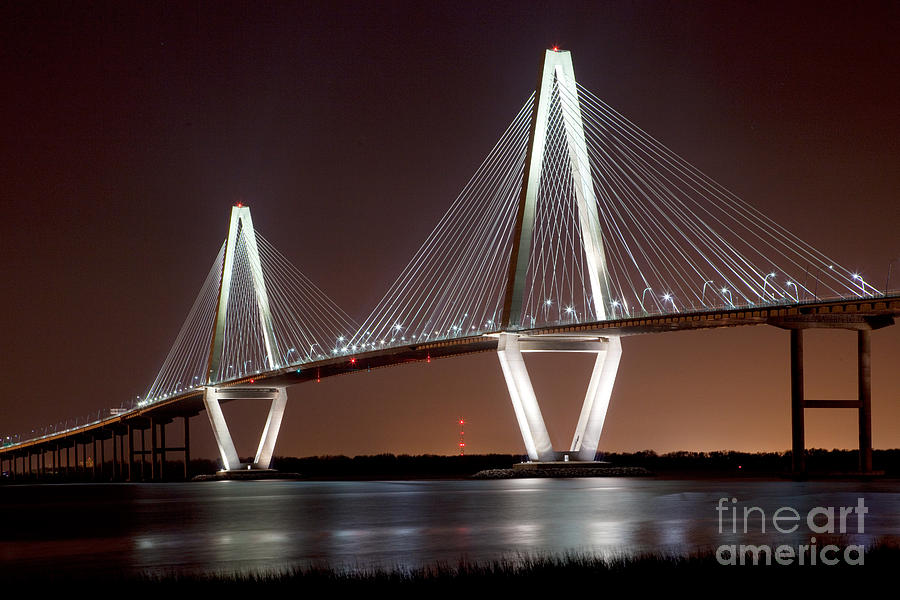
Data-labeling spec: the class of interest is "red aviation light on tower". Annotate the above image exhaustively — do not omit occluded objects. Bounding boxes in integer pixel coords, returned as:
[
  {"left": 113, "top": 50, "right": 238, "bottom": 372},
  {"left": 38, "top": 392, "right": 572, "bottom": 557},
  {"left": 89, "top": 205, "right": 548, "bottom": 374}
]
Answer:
[
  {"left": 236, "top": 202, "right": 243, "bottom": 208},
  {"left": 551, "top": 45, "right": 560, "bottom": 52}
]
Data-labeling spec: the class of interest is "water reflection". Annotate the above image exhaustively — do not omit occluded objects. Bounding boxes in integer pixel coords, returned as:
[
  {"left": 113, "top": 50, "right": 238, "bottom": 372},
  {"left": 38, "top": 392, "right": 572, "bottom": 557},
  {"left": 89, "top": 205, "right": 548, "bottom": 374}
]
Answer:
[{"left": 0, "top": 478, "right": 896, "bottom": 576}]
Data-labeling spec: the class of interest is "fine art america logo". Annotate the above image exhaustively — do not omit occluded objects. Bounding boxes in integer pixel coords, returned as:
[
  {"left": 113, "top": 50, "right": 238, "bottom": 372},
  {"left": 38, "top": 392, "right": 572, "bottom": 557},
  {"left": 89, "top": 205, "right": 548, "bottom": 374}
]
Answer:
[{"left": 715, "top": 497, "right": 868, "bottom": 566}]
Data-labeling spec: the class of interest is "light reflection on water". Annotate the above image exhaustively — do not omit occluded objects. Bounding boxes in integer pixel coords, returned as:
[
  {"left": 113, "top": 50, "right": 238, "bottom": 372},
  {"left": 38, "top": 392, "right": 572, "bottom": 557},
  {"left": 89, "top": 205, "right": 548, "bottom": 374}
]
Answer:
[{"left": 0, "top": 478, "right": 897, "bottom": 576}]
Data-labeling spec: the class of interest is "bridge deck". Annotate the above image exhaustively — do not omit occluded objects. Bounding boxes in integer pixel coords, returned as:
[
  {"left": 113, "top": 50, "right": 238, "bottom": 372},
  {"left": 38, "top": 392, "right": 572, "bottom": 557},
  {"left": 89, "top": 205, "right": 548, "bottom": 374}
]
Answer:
[{"left": 2, "top": 295, "right": 897, "bottom": 458}]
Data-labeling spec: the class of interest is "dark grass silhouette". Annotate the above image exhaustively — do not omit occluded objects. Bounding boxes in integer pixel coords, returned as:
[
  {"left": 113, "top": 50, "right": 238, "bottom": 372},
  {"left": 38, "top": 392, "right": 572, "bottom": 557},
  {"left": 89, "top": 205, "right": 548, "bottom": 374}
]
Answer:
[{"left": 11, "top": 541, "right": 897, "bottom": 592}]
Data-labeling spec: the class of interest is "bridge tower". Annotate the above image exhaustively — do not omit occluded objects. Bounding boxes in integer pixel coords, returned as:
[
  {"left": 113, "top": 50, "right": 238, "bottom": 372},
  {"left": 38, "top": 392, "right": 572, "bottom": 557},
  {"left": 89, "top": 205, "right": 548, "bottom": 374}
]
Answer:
[
  {"left": 202, "top": 204, "right": 288, "bottom": 471},
  {"left": 499, "top": 48, "right": 621, "bottom": 462}
]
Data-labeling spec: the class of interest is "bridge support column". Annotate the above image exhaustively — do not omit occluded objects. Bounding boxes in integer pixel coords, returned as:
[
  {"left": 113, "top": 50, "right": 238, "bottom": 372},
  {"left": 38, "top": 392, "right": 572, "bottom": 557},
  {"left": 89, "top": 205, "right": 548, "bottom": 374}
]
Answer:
[
  {"left": 790, "top": 329, "right": 805, "bottom": 474},
  {"left": 572, "top": 336, "right": 623, "bottom": 461},
  {"left": 140, "top": 426, "right": 147, "bottom": 481},
  {"left": 858, "top": 330, "right": 872, "bottom": 473},
  {"left": 183, "top": 416, "right": 191, "bottom": 480},
  {"left": 120, "top": 434, "right": 126, "bottom": 479},
  {"left": 204, "top": 389, "right": 241, "bottom": 471},
  {"left": 497, "top": 333, "right": 554, "bottom": 461},
  {"left": 100, "top": 436, "right": 106, "bottom": 480},
  {"left": 203, "top": 386, "right": 288, "bottom": 471},
  {"left": 159, "top": 422, "right": 166, "bottom": 481},
  {"left": 776, "top": 319, "right": 889, "bottom": 476},
  {"left": 112, "top": 433, "right": 119, "bottom": 481},
  {"left": 254, "top": 390, "right": 287, "bottom": 469},
  {"left": 117, "top": 433, "right": 123, "bottom": 480},
  {"left": 151, "top": 424, "right": 158, "bottom": 481},
  {"left": 127, "top": 425, "right": 134, "bottom": 482}
]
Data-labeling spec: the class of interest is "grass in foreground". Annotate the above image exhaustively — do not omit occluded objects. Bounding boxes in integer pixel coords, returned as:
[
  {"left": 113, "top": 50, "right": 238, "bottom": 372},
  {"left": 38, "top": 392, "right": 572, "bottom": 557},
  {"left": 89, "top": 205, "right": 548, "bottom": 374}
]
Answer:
[{"left": 22, "top": 541, "right": 888, "bottom": 593}]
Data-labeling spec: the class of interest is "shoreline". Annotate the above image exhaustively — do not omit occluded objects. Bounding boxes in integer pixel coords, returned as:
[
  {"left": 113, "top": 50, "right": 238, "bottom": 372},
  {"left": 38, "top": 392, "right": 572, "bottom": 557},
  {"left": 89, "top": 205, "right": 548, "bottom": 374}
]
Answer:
[
  {"left": 3, "top": 449, "right": 898, "bottom": 484},
  {"left": 3, "top": 471, "right": 899, "bottom": 484}
]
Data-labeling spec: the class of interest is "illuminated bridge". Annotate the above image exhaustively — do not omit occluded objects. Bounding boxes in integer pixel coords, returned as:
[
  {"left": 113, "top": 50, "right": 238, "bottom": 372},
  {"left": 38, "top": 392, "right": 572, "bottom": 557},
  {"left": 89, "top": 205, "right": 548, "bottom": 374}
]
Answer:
[{"left": 2, "top": 49, "right": 896, "bottom": 479}]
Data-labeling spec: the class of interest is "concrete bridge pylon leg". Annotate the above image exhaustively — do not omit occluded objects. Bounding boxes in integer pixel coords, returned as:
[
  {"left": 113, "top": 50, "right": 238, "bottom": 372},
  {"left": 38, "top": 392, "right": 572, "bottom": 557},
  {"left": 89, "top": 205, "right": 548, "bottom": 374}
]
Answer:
[
  {"left": 203, "top": 388, "right": 242, "bottom": 471},
  {"left": 571, "top": 336, "right": 622, "bottom": 461},
  {"left": 254, "top": 389, "right": 287, "bottom": 469},
  {"left": 497, "top": 333, "right": 553, "bottom": 461}
]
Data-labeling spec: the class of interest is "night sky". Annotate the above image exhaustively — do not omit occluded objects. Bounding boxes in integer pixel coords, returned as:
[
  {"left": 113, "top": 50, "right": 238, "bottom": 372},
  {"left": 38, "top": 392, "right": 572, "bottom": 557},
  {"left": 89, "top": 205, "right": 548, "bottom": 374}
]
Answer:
[{"left": 2, "top": 1, "right": 898, "bottom": 460}]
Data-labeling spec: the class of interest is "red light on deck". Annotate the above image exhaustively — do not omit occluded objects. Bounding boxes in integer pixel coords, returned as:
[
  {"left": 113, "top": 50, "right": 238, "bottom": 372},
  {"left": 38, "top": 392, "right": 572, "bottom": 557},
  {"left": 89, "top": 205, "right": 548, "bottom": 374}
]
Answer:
[
  {"left": 249, "top": 379, "right": 255, "bottom": 383},
  {"left": 236, "top": 202, "right": 243, "bottom": 207},
  {"left": 426, "top": 354, "right": 431, "bottom": 363},
  {"left": 552, "top": 45, "right": 559, "bottom": 51}
]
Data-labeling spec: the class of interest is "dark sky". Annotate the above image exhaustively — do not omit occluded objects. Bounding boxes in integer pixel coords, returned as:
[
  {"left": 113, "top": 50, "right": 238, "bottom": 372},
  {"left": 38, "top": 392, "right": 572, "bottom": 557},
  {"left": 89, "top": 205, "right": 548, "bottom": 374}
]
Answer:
[{"left": 2, "top": 1, "right": 898, "bottom": 459}]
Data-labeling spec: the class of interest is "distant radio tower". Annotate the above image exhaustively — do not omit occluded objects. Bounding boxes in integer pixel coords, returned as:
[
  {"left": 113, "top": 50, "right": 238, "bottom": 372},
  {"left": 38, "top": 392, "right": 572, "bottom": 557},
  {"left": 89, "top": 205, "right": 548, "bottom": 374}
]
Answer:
[{"left": 458, "top": 418, "right": 466, "bottom": 456}]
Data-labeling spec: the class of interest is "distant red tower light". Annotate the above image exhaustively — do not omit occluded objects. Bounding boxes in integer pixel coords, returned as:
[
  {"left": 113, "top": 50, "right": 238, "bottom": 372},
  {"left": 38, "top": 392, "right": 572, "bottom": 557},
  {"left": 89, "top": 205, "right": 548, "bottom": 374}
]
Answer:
[{"left": 236, "top": 202, "right": 243, "bottom": 207}]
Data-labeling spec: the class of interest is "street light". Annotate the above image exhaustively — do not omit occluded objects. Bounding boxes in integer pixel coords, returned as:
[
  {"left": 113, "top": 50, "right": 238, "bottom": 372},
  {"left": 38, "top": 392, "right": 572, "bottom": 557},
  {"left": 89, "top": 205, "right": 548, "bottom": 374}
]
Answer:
[
  {"left": 786, "top": 281, "right": 798, "bottom": 302},
  {"left": 662, "top": 293, "right": 679, "bottom": 313},
  {"left": 640, "top": 287, "right": 654, "bottom": 313},
  {"left": 701, "top": 280, "right": 714, "bottom": 306},
  {"left": 721, "top": 287, "right": 734, "bottom": 307},
  {"left": 762, "top": 273, "right": 776, "bottom": 301},
  {"left": 851, "top": 273, "right": 872, "bottom": 297},
  {"left": 610, "top": 300, "right": 621, "bottom": 317}
]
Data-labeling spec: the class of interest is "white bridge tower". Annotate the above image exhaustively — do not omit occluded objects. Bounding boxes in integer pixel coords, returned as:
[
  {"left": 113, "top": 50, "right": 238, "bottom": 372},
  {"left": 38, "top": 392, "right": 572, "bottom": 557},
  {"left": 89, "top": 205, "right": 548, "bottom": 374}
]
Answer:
[
  {"left": 203, "top": 204, "right": 288, "bottom": 471},
  {"left": 499, "top": 49, "right": 622, "bottom": 462}
]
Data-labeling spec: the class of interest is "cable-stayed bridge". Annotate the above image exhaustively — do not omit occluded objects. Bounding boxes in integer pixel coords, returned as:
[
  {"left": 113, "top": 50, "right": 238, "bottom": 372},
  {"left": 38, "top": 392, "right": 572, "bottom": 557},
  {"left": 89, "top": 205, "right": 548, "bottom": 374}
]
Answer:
[{"left": 2, "top": 49, "right": 896, "bottom": 479}]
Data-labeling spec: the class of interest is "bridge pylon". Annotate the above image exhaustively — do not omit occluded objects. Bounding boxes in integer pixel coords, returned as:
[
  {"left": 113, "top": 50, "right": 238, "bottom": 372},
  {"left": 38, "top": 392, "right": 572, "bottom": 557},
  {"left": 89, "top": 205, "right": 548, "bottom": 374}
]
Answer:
[
  {"left": 203, "top": 204, "right": 286, "bottom": 472},
  {"left": 499, "top": 48, "right": 621, "bottom": 462}
]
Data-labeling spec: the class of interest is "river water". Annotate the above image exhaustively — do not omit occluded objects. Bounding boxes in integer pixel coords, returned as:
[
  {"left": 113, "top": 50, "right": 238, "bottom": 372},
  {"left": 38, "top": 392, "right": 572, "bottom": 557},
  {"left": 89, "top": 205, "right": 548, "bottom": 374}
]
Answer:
[{"left": 1, "top": 478, "right": 897, "bottom": 576}]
